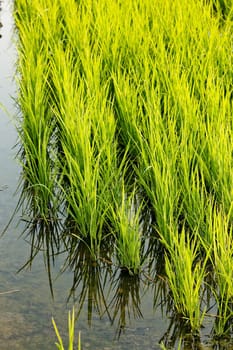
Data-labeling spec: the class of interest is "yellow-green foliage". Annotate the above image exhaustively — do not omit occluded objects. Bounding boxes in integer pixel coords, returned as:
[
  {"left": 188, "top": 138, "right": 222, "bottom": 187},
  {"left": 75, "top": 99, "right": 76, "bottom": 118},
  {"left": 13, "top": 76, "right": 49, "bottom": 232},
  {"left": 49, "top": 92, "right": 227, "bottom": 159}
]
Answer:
[
  {"left": 52, "top": 308, "right": 81, "bottom": 350},
  {"left": 111, "top": 184, "right": 143, "bottom": 274},
  {"left": 211, "top": 207, "right": 233, "bottom": 336},
  {"left": 164, "top": 228, "right": 208, "bottom": 332},
  {"left": 14, "top": 0, "right": 233, "bottom": 338}
]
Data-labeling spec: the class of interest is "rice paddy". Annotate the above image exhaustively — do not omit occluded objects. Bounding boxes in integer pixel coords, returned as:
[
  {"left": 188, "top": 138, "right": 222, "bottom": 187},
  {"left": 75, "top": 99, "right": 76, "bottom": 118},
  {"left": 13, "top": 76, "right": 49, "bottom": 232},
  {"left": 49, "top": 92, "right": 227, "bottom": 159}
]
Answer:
[{"left": 13, "top": 0, "right": 233, "bottom": 348}]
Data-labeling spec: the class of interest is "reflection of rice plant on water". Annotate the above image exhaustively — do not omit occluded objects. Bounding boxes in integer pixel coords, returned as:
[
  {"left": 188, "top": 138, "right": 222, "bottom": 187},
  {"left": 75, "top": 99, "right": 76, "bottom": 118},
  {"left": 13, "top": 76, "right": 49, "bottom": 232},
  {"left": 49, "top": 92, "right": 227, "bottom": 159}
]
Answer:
[{"left": 13, "top": 0, "right": 233, "bottom": 347}]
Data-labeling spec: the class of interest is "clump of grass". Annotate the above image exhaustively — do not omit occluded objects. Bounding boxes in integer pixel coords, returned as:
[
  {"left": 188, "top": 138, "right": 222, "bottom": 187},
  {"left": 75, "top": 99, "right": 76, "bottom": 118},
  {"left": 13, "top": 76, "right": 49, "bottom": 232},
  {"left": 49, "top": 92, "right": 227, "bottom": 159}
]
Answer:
[
  {"left": 210, "top": 207, "right": 233, "bottom": 337},
  {"left": 16, "top": 44, "right": 58, "bottom": 222},
  {"left": 164, "top": 227, "right": 208, "bottom": 333},
  {"left": 52, "top": 308, "right": 81, "bottom": 350},
  {"left": 160, "top": 338, "right": 182, "bottom": 350},
  {"left": 110, "top": 184, "right": 143, "bottom": 275}
]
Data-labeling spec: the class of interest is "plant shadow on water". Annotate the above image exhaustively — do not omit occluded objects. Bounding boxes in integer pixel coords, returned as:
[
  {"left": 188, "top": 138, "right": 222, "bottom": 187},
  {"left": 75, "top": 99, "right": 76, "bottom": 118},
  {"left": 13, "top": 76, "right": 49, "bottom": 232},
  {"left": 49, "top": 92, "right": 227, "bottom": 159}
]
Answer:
[
  {"left": 66, "top": 240, "right": 143, "bottom": 339},
  {"left": 16, "top": 186, "right": 233, "bottom": 350},
  {"left": 20, "top": 209, "right": 146, "bottom": 335}
]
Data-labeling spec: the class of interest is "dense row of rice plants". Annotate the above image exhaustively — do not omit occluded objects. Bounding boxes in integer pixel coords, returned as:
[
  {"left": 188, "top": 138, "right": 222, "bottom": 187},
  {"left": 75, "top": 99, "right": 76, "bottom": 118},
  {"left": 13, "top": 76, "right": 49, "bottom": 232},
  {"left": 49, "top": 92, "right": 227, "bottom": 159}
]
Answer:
[{"left": 14, "top": 0, "right": 233, "bottom": 345}]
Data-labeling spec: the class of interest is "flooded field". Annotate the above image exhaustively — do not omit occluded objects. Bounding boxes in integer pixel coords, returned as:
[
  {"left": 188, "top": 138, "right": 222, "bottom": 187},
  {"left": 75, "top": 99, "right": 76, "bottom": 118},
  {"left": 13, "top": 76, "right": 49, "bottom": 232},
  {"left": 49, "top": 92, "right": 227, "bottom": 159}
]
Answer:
[
  {"left": 1, "top": 1, "right": 233, "bottom": 349},
  {"left": 0, "top": 5, "right": 168, "bottom": 350}
]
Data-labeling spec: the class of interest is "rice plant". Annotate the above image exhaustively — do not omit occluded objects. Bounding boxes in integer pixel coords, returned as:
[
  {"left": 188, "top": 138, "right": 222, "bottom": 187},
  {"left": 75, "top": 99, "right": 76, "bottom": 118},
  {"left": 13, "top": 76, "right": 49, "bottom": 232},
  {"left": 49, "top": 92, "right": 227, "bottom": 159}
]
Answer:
[
  {"left": 110, "top": 184, "right": 144, "bottom": 275},
  {"left": 52, "top": 308, "right": 81, "bottom": 350},
  {"left": 164, "top": 227, "right": 208, "bottom": 332},
  {"left": 210, "top": 207, "right": 233, "bottom": 337},
  {"left": 160, "top": 338, "right": 182, "bottom": 350}
]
